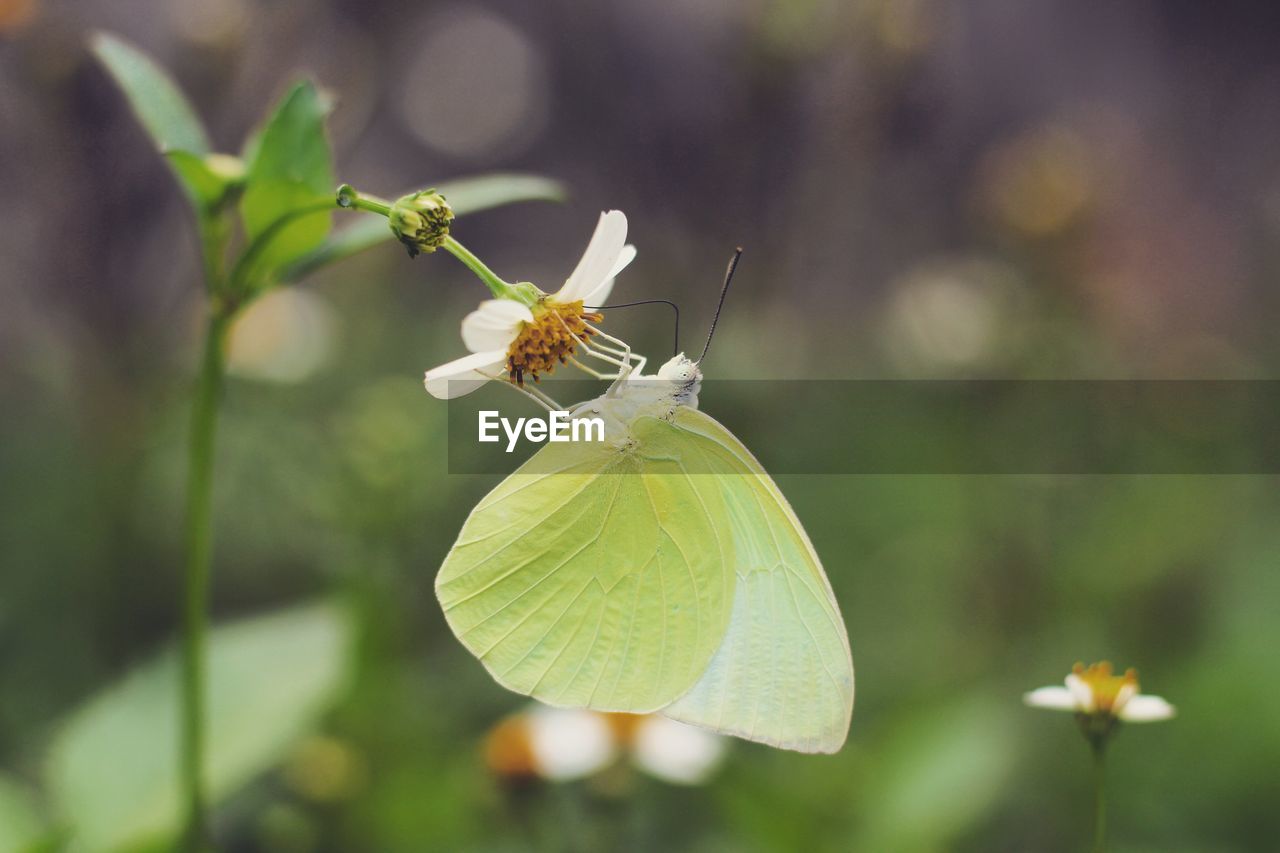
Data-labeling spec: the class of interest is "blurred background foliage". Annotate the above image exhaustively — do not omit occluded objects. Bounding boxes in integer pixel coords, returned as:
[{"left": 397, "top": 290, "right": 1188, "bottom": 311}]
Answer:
[{"left": 3, "top": 0, "right": 1280, "bottom": 850}]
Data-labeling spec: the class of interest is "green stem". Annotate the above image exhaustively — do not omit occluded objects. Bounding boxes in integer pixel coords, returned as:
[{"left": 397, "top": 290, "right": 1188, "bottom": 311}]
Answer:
[
  {"left": 442, "top": 235, "right": 522, "bottom": 302},
  {"left": 229, "top": 200, "right": 336, "bottom": 298},
  {"left": 180, "top": 307, "right": 231, "bottom": 851},
  {"left": 348, "top": 196, "right": 392, "bottom": 216},
  {"left": 197, "top": 214, "right": 228, "bottom": 297},
  {"left": 1091, "top": 742, "right": 1107, "bottom": 853},
  {"left": 335, "top": 184, "right": 526, "bottom": 302}
]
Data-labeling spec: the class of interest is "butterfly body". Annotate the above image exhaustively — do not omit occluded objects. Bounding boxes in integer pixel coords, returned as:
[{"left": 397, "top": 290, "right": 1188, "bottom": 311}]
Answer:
[{"left": 438, "top": 356, "right": 854, "bottom": 752}]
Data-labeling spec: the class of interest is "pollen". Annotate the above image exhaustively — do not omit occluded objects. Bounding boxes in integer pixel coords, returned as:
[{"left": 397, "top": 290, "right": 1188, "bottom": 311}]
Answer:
[
  {"left": 1073, "top": 661, "right": 1138, "bottom": 713},
  {"left": 506, "top": 299, "right": 602, "bottom": 386}
]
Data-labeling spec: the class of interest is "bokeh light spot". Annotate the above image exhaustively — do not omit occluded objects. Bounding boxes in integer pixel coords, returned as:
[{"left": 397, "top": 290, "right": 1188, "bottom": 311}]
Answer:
[{"left": 395, "top": 9, "right": 547, "bottom": 160}]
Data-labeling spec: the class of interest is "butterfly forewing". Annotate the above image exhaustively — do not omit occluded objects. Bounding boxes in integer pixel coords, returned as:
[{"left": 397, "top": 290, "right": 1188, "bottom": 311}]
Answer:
[{"left": 436, "top": 433, "right": 736, "bottom": 713}]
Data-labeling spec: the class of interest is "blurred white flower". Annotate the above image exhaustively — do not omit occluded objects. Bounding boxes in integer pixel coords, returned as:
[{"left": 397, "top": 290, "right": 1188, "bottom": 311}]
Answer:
[
  {"left": 524, "top": 707, "right": 618, "bottom": 782},
  {"left": 424, "top": 210, "right": 636, "bottom": 399},
  {"left": 483, "top": 705, "right": 726, "bottom": 786},
  {"left": 1024, "top": 661, "right": 1175, "bottom": 723},
  {"left": 630, "top": 715, "right": 726, "bottom": 785}
]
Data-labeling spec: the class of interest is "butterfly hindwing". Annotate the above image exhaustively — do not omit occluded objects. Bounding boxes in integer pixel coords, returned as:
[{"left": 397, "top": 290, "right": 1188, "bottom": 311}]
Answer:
[
  {"left": 436, "top": 431, "right": 735, "bottom": 713},
  {"left": 657, "top": 407, "right": 855, "bottom": 753}
]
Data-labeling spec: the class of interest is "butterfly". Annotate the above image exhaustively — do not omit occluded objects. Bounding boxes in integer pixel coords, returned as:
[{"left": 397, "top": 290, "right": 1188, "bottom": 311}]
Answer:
[{"left": 435, "top": 351, "right": 854, "bottom": 753}]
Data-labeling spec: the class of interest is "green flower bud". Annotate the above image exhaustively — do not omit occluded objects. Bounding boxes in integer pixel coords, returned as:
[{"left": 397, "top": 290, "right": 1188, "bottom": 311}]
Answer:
[{"left": 389, "top": 189, "right": 454, "bottom": 257}]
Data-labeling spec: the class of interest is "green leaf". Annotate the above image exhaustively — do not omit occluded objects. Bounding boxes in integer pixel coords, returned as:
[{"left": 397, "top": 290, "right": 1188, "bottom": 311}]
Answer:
[
  {"left": 436, "top": 173, "right": 567, "bottom": 216},
  {"left": 857, "top": 697, "right": 1016, "bottom": 851},
  {"left": 0, "top": 773, "right": 46, "bottom": 852},
  {"left": 238, "top": 82, "right": 335, "bottom": 279},
  {"left": 164, "top": 151, "right": 246, "bottom": 211},
  {"left": 90, "top": 32, "right": 211, "bottom": 155},
  {"left": 46, "top": 602, "right": 352, "bottom": 852},
  {"left": 279, "top": 173, "right": 566, "bottom": 282},
  {"left": 90, "top": 33, "right": 232, "bottom": 214}
]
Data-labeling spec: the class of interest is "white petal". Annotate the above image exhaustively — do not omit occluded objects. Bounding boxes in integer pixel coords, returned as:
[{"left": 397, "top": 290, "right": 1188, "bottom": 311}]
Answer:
[
  {"left": 1112, "top": 682, "right": 1138, "bottom": 715},
  {"left": 1118, "top": 695, "right": 1176, "bottom": 722},
  {"left": 1023, "top": 686, "right": 1080, "bottom": 712},
  {"left": 631, "top": 716, "right": 725, "bottom": 785},
  {"left": 461, "top": 299, "right": 531, "bottom": 353},
  {"left": 582, "top": 278, "right": 615, "bottom": 309},
  {"left": 525, "top": 707, "right": 617, "bottom": 781},
  {"left": 557, "top": 210, "right": 628, "bottom": 302},
  {"left": 423, "top": 349, "right": 506, "bottom": 399},
  {"left": 1065, "top": 674, "right": 1096, "bottom": 713},
  {"left": 581, "top": 244, "right": 638, "bottom": 308},
  {"left": 610, "top": 243, "right": 637, "bottom": 278}
]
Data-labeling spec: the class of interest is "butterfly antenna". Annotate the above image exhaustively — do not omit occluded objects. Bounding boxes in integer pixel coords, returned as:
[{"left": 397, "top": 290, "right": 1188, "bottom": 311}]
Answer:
[
  {"left": 584, "top": 299, "right": 681, "bottom": 357},
  {"left": 699, "top": 247, "right": 742, "bottom": 364}
]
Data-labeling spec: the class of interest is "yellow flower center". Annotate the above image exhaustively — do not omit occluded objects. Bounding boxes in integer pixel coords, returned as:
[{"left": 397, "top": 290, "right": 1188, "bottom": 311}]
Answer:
[
  {"left": 1074, "top": 661, "right": 1138, "bottom": 713},
  {"left": 483, "top": 715, "right": 537, "bottom": 779},
  {"left": 604, "top": 712, "right": 646, "bottom": 745},
  {"left": 506, "top": 299, "right": 602, "bottom": 386}
]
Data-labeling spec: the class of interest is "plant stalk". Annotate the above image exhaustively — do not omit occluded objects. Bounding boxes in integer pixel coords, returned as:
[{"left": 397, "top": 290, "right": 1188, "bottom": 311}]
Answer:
[
  {"left": 180, "top": 306, "right": 231, "bottom": 851},
  {"left": 1091, "top": 741, "right": 1107, "bottom": 853},
  {"left": 443, "top": 235, "right": 521, "bottom": 301}
]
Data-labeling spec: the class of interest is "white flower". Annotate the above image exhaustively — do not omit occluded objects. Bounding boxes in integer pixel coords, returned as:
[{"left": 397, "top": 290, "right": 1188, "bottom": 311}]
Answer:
[
  {"left": 482, "top": 706, "right": 727, "bottom": 786},
  {"left": 524, "top": 707, "right": 618, "bottom": 782},
  {"left": 630, "top": 716, "right": 726, "bottom": 785},
  {"left": 1024, "top": 662, "right": 1175, "bottom": 723},
  {"left": 424, "top": 210, "right": 636, "bottom": 399}
]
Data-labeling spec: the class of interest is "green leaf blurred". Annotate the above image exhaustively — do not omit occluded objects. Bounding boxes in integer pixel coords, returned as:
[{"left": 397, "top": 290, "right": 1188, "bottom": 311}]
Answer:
[
  {"left": 238, "top": 81, "right": 335, "bottom": 283},
  {"left": 858, "top": 697, "right": 1016, "bottom": 851},
  {"left": 0, "top": 773, "right": 46, "bottom": 852},
  {"left": 279, "top": 173, "right": 566, "bottom": 282},
  {"left": 45, "top": 602, "right": 352, "bottom": 852},
  {"left": 90, "top": 33, "right": 226, "bottom": 214},
  {"left": 89, "top": 33, "right": 211, "bottom": 155}
]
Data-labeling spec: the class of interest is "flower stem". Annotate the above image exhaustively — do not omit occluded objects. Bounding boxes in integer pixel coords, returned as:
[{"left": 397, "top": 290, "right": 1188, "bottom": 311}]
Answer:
[
  {"left": 442, "top": 235, "right": 522, "bottom": 301},
  {"left": 335, "top": 183, "right": 392, "bottom": 216},
  {"left": 180, "top": 306, "right": 231, "bottom": 851},
  {"left": 1091, "top": 741, "right": 1108, "bottom": 853}
]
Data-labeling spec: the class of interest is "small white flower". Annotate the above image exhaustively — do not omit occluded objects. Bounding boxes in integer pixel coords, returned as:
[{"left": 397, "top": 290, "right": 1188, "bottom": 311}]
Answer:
[
  {"left": 1024, "top": 661, "right": 1175, "bottom": 723},
  {"left": 482, "top": 706, "right": 727, "bottom": 786},
  {"left": 424, "top": 210, "right": 636, "bottom": 399},
  {"left": 524, "top": 707, "right": 618, "bottom": 782},
  {"left": 630, "top": 716, "right": 726, "bottom": 785}
]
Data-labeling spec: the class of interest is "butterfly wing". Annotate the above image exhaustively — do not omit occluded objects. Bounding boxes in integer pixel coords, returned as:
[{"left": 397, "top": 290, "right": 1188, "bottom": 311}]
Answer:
[
  {"left": 436, "top": 428, "right": 735, "bottom": 713},
  {"left": 656, "top": 407, "right": 855, "bottom": 753}
]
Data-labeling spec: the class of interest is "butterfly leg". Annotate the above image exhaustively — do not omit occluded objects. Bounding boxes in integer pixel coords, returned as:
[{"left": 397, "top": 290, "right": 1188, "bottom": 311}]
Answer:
[
  {"left": 518, "top": 383, "right": 563, "bottom": 411},
  {"left": 566, "top": 355, "right": 627, "bottom": 380},
  {"left": 479, "top": 368, "right": 562, "bottom": 412},
  {"left": 552, "top": 315, "right": 633, "bottom": 380},
  {"left": 579, "top": 323, "right": 648, "bottom": 398},
  {"left": 506, "top": 383, "right": 562, "bottom": 412},
  {"left": 587, "top": 324, "right": 647, "bottom": 378},
  {"left": 572, "top": 337, "right": 636, "bottom": 397},
  {"left": 581, "top": 332, "right": 646, "bottom": 374}
]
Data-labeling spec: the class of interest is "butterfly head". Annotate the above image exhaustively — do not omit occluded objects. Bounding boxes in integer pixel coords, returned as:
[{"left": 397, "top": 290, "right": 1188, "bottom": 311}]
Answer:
[{"left": 655, "top": 353, "right": 702, "bottom": 407}]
